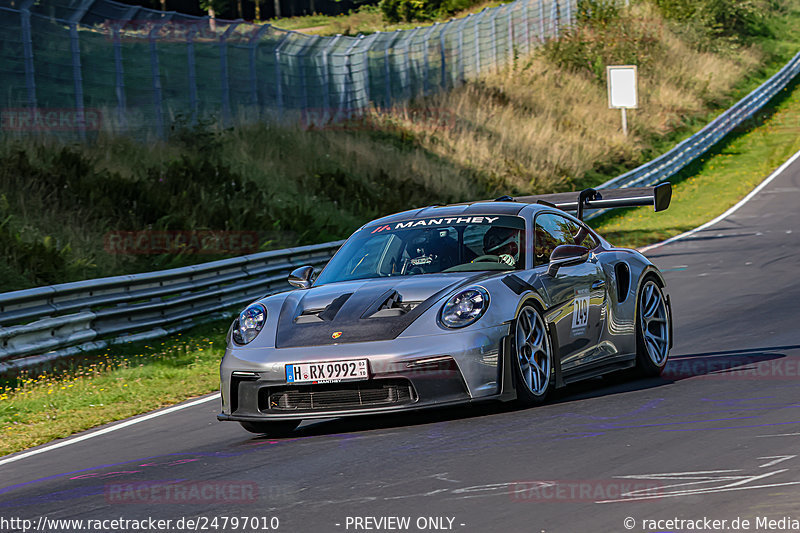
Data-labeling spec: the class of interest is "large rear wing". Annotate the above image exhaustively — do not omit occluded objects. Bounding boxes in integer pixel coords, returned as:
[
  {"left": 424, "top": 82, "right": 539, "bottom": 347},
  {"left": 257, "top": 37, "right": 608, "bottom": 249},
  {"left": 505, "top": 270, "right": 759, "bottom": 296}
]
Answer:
[{"left": 512, "top": 182, "right": 672, "bottom": 220}]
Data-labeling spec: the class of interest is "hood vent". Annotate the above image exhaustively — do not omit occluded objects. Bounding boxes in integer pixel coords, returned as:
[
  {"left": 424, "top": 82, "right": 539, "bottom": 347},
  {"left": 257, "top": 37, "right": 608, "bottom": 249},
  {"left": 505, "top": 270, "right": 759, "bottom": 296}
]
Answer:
[
  {"left": 295, "top": 293, "right": 353, "bottom": 324},
  {"left": 363, "top": 290, "right": 420, "bottom": 319}
]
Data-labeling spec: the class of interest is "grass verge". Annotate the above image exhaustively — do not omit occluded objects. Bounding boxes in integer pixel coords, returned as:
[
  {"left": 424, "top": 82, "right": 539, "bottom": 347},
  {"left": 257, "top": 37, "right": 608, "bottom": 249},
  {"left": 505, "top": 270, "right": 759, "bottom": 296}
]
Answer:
[{"left": 0, "top": 322, "right": 228, "bottom": 457}]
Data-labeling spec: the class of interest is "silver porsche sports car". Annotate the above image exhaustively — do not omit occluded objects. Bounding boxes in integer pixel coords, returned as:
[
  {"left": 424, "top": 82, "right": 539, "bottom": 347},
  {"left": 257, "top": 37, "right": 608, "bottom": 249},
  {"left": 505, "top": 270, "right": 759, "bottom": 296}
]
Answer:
[{"left": 218, "top": 184, "right": 674, "bottom": 435}]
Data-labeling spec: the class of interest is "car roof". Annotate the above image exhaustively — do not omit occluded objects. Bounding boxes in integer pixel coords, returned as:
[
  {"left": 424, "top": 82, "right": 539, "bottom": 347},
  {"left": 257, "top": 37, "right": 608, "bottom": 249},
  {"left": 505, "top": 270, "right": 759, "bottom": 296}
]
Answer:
[{"left": 367, "top": 201, "right": 537, "bottom": 227}]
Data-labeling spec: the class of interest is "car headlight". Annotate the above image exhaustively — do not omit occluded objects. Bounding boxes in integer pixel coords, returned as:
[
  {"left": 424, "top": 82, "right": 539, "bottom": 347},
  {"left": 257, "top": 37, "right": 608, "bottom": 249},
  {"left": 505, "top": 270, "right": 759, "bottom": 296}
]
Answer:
[
  {"left": 232, "top": 303, "right": 267, "bottom": 345},
  {"left": 440, "top": 287, "right": 490, "bottom": 328}
]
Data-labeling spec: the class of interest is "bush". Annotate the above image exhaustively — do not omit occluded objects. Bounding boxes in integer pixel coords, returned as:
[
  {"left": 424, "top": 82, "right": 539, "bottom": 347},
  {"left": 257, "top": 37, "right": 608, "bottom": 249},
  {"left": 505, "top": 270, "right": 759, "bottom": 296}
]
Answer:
[
  {"left": 544, "top": 0, "right": 663, "bottom": 80},
  {"left": 652, "top": 0, "right": 772, "bottom": 49}
]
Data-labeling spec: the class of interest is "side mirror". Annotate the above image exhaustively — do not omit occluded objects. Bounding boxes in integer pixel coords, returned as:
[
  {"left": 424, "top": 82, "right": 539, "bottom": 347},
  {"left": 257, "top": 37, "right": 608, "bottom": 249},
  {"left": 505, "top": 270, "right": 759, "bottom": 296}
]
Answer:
[
  {"left": 288, "top": 265, "right": 314, "bottom": 289},
  {"left": 547, "top": 245, "right": 590, "bottom": 276}
]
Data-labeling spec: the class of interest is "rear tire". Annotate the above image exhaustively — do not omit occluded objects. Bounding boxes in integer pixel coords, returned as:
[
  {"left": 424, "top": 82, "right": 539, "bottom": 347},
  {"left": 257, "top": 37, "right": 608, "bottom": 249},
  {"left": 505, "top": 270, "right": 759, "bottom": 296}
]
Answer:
[
  {"left": 634, "top": 279, "right": 670, "bottom": 377},
  {"left": 512, "top": 304, "right": 555, "bottom": 406},
  {"left": 239, "top": 420, "right": 300, "bottom": 436}
]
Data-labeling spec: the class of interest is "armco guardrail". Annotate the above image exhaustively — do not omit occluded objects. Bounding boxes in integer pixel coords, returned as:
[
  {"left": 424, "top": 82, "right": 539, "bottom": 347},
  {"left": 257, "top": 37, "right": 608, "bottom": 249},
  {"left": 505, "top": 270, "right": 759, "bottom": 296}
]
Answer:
[
  {"left": 582, "top": 49, "right": 800, "bottom": 220},
  {"left": 0, "top": 241, "right": 343, "bottom": 371},
  {"left": 1, "top": 49, "right": 799, "bottom": 372},
  {"left": 596, "top": 51, "right": 800, "bottom": 192}
]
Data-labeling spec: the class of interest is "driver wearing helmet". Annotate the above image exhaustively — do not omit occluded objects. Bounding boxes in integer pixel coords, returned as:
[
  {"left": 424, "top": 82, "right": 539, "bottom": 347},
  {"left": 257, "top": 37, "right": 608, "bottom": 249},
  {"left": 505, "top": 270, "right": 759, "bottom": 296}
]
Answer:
[{"left": 482, "top": 226, "right": 522, "bottom": 267}]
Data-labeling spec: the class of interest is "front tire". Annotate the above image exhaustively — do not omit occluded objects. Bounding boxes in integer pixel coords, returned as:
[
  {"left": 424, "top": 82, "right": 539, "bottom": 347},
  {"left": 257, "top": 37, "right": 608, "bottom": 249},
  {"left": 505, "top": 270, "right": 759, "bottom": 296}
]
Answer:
[
  {"left": 634, "top": 279, "right": 670, "bottom": 376},
  {"left": 239, "top": 420, "right": 300, "bottom": 436},
  {"left": 512, "top": 304, "right": 554, "bottom": 406}
]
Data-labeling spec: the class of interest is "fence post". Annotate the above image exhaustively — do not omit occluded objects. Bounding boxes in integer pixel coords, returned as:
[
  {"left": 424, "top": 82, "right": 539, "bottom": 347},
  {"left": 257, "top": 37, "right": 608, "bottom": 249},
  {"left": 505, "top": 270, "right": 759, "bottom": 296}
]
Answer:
[
  {"left": 523, "top": 0, "right": 530, "bottom": 53},
  {"left": 273, "top": 32, "right": 291, "bottom": 120},
  {"left": 187, "top": 24, "right": 198, "bottom": 124},
  {"left": 539, "top": 0, "right": 545, "bottom": 42},
  {"left": 458, "top": 17, "right": 466, "bottom": 83},
  {"left": 440, "top": 23, "right": 447, "bottom": 91},
  {"left": 219, "top": 22, "right": 239, "bottom": 126},
  {"left": 552, "top": 0, "right": 559, "bottom": 40},
  {"left": 343, "top": 36, "right": 362, "bottom": 115},
  {"left": 360, "top": 33, "right": 380, "bottom": 108},
  {"left": 20, "top": 9, "right": 37, "bottom": 109},
  {"left": 149, "top": 23, "right": 165, "bottom": 138},
  {"left": 382, "top": 32, "right": 396, "bottom": 108},
  {"left": 112, "top": 25, "right": 126, "bottom": 129},
  {"left": 321, "top": 34, "right": 341, "bottom": 122},
  {"left": 422, "top": 24, "right": 437, "bottom": 95},
  {"left": 489, "top": 9, "right": 500, "bottom": 72},
  {"left": 69, "top": 23, "right": 86, "bottom": 140},
  {"left": 248, "top": 25, "right": 270, "bottom": 114},
  {"left": 297, "top": 36, "right": 319, "bottom": 113},
  {"left": 403, "top": 28, "right": 422, "bottom": 101},
  {"left": 507, "top": 6, "right": 514, "bottom": 67},
  {"left": 474, "top": 10, "right": 489, "bottom": 75}
]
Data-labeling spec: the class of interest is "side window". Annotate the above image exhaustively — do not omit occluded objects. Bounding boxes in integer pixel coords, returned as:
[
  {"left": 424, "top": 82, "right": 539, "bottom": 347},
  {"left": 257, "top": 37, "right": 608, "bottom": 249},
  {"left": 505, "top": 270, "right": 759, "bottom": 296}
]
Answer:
[
  {"left": 534, "top": 213, "right": 599, "bottom": 265},
  {"left": 575, "top": 227, "right": 598, "bottom": 249},
  {"left": 534, "top": 213, "right": 572, "bottom": 265},
  {"left": 568, "top": 220, "right": 599, "bottom": 249}
]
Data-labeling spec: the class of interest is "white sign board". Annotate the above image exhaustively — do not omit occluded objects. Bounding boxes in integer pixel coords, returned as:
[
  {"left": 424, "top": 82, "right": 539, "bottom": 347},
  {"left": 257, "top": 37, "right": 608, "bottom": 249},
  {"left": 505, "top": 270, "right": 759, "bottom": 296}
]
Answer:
[{"left": 607, "top": 65, "right": 638, "bottom": 109}]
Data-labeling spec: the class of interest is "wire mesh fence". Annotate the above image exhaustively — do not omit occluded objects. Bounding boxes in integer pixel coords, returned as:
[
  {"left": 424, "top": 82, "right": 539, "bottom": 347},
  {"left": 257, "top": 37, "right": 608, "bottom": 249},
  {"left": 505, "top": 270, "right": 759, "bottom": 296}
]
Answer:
[{"left": 0, "top": 0, "right": 576, "bottom": 139}]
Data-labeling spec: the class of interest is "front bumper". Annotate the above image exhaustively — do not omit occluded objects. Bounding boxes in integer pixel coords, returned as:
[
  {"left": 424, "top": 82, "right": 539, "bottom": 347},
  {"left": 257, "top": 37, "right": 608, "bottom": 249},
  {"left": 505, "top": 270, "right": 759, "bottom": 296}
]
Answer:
[{"left": 218, "top": 324, "right": 509, "bottom": 421}]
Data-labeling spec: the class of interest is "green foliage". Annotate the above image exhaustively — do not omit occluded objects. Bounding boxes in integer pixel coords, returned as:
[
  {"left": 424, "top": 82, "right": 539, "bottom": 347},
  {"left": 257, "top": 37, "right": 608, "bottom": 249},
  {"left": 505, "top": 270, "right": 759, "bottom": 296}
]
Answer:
[
  {"left": 544, "top": 0, "right": 778, "bottom": 81},
  {"left": 544, "top": 0, "right": 663, "bottom": 80},
  {"left": 379, "top": 0, "right": 478, "bottom": 23},
  {"left": 653, "top": 0, "right": 773, "bottom": 50}
]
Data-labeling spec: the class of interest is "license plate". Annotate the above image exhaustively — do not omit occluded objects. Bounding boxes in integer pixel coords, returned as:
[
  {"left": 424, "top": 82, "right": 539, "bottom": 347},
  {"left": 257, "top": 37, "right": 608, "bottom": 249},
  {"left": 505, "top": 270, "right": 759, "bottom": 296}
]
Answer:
[{"left": 286, "top": 359, "right": 369, "bottom": 384}]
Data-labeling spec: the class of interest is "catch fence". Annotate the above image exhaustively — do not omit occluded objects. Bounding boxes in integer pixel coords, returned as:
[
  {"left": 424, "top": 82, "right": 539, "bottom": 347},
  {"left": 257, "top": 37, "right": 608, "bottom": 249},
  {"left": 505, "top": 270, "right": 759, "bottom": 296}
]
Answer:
[{"left": 0, "top": 0, "right": 575, "bottom": 138}]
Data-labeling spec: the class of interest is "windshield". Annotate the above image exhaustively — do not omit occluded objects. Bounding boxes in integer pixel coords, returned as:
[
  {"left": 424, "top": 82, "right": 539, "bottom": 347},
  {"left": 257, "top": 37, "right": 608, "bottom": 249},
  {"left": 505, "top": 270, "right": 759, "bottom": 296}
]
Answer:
[{"left": 315, "top": 215, "right": 526, "bottom": 285}]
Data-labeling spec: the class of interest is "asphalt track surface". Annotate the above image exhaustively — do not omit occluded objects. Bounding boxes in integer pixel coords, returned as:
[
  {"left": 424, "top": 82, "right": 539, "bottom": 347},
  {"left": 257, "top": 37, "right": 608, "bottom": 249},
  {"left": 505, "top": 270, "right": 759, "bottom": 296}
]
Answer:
[{"left": 2, "top": 153, "right": 800, "bottom": 533}]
